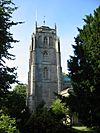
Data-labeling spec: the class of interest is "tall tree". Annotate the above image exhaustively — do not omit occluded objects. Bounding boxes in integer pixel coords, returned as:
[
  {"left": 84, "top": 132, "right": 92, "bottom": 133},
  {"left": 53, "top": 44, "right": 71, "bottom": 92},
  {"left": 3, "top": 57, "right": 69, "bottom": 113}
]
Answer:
[
  {"left": 67, "top": 6, "right": 100, "bottom": 126},
  {"left": 0, "top": 0, "right": 22, "bottom": 107}
]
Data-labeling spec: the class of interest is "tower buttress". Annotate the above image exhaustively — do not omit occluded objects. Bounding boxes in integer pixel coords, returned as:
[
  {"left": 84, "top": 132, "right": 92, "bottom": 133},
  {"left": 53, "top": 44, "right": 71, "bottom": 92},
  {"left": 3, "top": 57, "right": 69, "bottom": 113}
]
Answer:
[{"left": 56, "top": 37, "right": 62, "bottom": 93}]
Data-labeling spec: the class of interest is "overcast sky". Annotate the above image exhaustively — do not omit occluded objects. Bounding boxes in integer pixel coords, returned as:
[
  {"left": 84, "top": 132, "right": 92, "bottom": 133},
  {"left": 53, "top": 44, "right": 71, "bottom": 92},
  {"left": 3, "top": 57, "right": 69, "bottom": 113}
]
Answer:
[{"left": 8, "top": 0, "right": 100, "bottom": 84}]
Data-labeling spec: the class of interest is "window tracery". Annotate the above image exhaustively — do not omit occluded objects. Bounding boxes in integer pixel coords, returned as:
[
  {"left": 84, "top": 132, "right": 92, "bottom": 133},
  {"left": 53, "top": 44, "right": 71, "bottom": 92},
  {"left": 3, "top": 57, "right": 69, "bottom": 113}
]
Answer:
[
  {"left": 49, "top": 37, "right": 53, "bottom": 47},
  {"left": 44, "top": 36, "right": 48, "bottom": 47},
  {"left": 43, "top": 67, "right": 48, "bottom": 79}
]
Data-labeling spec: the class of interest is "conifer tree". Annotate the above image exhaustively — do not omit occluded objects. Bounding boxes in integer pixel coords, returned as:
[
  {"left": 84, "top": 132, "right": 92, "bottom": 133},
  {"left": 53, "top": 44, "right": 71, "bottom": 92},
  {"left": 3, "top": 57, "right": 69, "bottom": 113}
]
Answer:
[
  {"left": 68, "top": 6, "right": 100, "bottom": 126},
  {"left": 0, "top": 0, "right": 21, "bottom": 106}
]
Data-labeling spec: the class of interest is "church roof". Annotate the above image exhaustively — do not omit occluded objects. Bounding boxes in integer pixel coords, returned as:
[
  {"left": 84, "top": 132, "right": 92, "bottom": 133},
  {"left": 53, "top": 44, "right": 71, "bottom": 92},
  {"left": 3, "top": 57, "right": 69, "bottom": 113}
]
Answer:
[
  {"left": 36, "top": 25, "right": 56, "bottom": 34},
  {"left": 63, "top": 75, "right": 71, "bottom": 82}
]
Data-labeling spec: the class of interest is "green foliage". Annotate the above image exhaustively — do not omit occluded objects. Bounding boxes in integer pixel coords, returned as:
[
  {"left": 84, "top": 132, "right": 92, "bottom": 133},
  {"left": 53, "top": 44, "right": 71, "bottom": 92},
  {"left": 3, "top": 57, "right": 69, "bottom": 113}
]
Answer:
[
  {"left": 10, "top": 84, "right": 30, "bottom": 132},
  {"left": 0, "top": 1, "right": 25, "bottom": 132},
  {"left": 25, "top": 103, "right": 74, "bottom": 133},
  {"left": 4, "top": 84, "right": 27, "bottom": 118},
  {"left": 13, "top": 84, "right": 27, "bottom": 100},
  {"left": 0, "top": 110, "right": 17, "bottom": 133},
  {"left": 0, "top": 84, "right": 28, "bottom": 133},
  {"left": 0, "top": 0, "right": 22, "bottom": 107},
  {"left": 51, "top": 99, "right": 69, "bottom": 120},
  {"left": 67, "top": 6, "right": 100, "bottom": 127},
  {"left": 51, "top": 99, "right": 66, "bottom": 114}
]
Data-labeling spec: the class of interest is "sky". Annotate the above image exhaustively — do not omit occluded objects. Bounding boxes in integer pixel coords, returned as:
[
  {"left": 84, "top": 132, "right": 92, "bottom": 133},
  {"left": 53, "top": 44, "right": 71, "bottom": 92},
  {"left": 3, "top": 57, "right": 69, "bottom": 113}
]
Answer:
[{"left": 7, "top": 0, "right": 100, "bottom": 84}]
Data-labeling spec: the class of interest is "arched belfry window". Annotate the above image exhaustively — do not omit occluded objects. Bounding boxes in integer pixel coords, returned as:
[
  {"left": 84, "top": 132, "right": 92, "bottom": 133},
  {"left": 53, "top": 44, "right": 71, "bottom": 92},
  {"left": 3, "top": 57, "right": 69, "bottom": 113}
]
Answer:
[
  {"left": 44, "top": 36, "right": 48, "bottom": 47},
  {"left": 49, "top": 37, "right": 53, "bottom": 47},
  {"left": 43, "top": 67, "right": 48, "bottom": 79}
]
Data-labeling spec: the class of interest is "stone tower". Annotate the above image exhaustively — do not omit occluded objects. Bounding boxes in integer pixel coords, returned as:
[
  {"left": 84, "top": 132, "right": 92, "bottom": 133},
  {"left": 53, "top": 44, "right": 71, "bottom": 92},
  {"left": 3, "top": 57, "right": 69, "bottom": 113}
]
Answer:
[{"left": 27, "top": 23, "right": 62, "bottom": 112}]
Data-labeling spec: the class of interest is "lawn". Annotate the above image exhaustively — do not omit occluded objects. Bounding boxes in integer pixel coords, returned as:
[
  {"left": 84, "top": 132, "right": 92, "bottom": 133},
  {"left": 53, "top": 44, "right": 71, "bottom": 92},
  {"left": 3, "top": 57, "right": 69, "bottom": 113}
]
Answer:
[{"left": 69, "top": 126, "right": 100, "bottom": 133}]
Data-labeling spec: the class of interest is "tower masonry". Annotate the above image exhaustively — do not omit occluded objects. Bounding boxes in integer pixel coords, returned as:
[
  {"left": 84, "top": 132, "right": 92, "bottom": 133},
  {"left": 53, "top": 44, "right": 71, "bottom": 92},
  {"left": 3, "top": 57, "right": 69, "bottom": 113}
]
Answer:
[{"left": 27, "top": 23, "right": 62, "bottom": 112}]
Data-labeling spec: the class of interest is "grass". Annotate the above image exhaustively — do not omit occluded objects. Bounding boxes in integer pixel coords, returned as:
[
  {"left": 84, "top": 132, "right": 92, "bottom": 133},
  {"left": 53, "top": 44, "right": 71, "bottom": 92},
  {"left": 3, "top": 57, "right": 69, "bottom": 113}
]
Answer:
[{"left": 68, "top": 126, "right": 100, "bottom": 133}]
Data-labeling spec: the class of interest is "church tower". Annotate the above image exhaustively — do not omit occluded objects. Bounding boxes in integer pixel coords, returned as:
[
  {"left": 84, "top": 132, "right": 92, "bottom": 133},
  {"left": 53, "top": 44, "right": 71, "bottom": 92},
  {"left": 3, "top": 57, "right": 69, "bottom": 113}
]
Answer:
[{"left": 27, "top": 23, "right": 62, "bottom": 112}]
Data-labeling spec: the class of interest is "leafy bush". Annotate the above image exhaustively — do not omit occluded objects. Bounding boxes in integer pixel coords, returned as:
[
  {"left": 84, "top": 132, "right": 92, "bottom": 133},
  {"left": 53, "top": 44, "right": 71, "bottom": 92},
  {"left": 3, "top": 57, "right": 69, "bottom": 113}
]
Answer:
[{"left": 0, "top": 110, "right": 18, "bottom": 133}]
